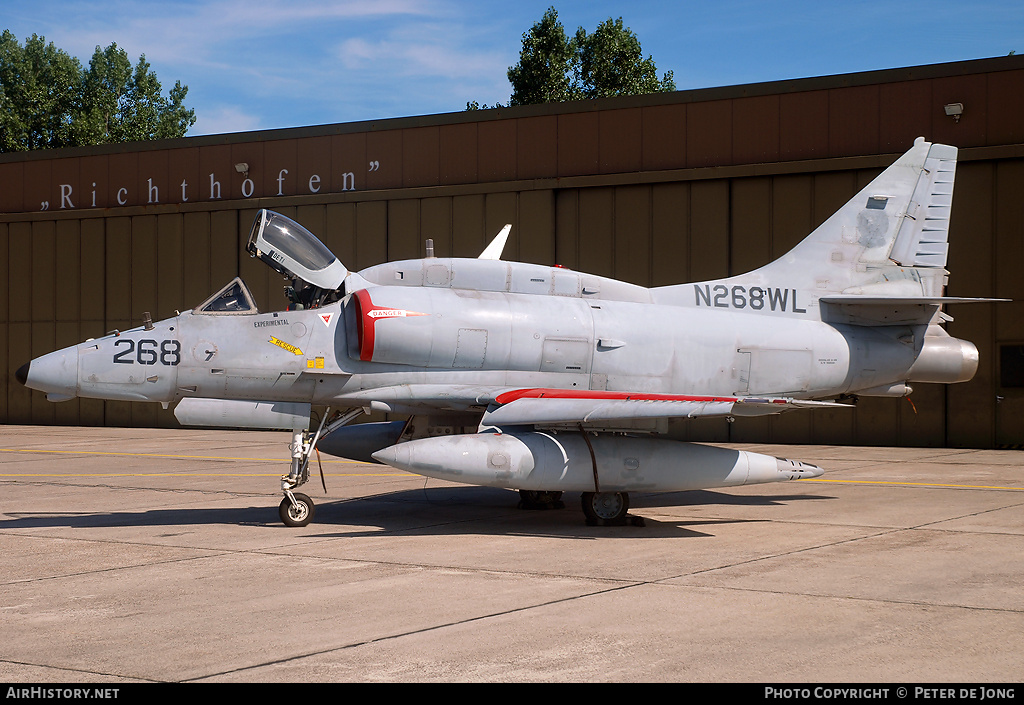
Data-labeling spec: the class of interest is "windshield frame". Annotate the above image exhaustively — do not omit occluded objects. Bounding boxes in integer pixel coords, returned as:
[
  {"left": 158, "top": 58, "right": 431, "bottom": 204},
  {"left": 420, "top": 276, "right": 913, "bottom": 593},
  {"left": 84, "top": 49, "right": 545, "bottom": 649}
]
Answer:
[{"left": 192, "top": 277, "right": 259, "bottom": 315}]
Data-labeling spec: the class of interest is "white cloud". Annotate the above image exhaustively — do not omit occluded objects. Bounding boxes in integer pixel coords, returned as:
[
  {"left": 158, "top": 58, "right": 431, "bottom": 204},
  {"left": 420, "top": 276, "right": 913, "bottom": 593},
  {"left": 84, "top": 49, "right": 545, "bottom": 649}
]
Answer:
[
  {"left": 190, "top": 105, "right": 264, "bottom": 136},
  {"left": 336, "top": 32, "right": 507, "bottom": 80},
  {"left": 26, "top": 0, "right": 446, "bottom": 71},
  {"left": 7, "top": 0, "right": 489, "bottom": 132}
]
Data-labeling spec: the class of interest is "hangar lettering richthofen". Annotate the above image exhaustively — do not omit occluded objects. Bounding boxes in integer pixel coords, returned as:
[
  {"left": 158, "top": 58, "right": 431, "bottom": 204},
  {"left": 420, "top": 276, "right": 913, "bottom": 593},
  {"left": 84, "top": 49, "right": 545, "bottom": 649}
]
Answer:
[{"left": 2, "top": 55, "right": 1023, "bottom": 447}]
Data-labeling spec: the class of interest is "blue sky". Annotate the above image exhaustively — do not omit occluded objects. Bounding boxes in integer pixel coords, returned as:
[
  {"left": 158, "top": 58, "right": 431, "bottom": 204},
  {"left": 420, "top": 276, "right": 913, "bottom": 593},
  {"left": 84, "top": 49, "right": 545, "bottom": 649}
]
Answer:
[{"left": 4, "top": 1, "right": 1022, "bottom": 136}]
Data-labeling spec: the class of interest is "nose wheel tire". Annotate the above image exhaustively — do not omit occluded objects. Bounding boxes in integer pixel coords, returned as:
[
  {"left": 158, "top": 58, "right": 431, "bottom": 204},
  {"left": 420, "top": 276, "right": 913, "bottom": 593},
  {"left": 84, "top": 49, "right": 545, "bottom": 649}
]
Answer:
[
  {"left": 581, "top": 491, "right": 629, "bottom": 525},
  {"left": 279, "top": 492, "right": 315, "bottom": 527}
]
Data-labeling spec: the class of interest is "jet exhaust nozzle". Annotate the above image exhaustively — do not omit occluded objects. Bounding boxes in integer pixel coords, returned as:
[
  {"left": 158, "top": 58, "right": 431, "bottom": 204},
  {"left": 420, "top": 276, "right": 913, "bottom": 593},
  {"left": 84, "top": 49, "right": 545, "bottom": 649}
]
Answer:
[{"left": 908, "top": 336, "right": 980, "bottom": 384}]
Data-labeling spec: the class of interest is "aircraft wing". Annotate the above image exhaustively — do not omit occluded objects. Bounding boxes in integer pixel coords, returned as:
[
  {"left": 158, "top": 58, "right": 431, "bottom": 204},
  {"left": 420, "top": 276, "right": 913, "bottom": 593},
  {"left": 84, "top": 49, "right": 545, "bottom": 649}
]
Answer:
[
  {"left": 330, "top": 385, "right": 847, "bottom": 425},
  {"left": 479, "top": 388, "right": 847, "bottom": 427}
]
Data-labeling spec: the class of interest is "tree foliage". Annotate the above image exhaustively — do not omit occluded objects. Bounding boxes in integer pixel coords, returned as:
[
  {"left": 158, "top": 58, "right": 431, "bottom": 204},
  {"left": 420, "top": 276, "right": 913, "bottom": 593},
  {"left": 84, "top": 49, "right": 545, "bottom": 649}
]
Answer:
[
  {"left": 469, "top": 7, "right": 675, "bottom": 110},
  {"left": 574, "top": 17, "right": 675, "bottom": 100},
  {"left": 0, "top": 31, "right": 195, "bottom": 152},
  {"left": 507, "top": 7, "right": 578, "bottom": 105}
]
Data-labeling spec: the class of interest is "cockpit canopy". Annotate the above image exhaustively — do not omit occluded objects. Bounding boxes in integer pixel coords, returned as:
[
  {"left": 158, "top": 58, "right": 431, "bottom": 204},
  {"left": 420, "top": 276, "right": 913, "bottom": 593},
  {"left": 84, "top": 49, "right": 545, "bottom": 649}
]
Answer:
[
  {"left": 193, "top": 277, "right": 258, "bottom": 315},
  {"left": 246, "top": 209, "right": 347, "bottom": 291},
  {"left": 192, "top": 210, "right": 348, "bottom": 315}
]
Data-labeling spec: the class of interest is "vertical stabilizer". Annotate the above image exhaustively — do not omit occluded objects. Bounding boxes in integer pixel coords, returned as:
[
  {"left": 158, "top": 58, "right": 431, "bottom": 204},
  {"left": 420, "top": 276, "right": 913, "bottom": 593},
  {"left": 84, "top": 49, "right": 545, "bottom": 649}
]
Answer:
[
  {"left": 888, "top": 141, "right": 957, "bottom": 268},
  {"left": 752, "top": 137, "right": 955, "bottom": 282},
  {"left": 653, "top": 138, "right": 959, "bottom": 307}
]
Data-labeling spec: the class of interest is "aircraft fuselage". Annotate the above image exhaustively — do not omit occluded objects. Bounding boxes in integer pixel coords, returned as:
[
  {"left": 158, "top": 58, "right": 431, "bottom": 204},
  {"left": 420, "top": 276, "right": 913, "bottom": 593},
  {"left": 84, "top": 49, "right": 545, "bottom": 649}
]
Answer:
[{"left": 22, "top": 258, "right": 936, "bottom": 413}]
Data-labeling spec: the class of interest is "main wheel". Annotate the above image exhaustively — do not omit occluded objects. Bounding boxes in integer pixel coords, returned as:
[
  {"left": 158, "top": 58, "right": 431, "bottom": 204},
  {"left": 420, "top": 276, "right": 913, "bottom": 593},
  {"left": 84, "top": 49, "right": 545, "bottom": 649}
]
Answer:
[
  {"left": 279, "top": 492, "right": 315, "bottom": 527},
  {"left": 518, "top": 490, "right": 565, "bottom": 509},
  {"left": 581, "top": 491, "right": 629, "bottom": 524}
]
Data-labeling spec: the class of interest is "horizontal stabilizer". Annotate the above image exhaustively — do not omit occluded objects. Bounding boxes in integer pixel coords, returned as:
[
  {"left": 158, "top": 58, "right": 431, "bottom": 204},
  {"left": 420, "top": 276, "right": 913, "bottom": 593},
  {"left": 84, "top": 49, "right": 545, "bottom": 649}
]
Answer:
[
  {"left": 820, "top": 296, "right": 1008, "bottom": 304},
  {"left": 820, "top": 295, "right": 1009, "bottom": 325}
]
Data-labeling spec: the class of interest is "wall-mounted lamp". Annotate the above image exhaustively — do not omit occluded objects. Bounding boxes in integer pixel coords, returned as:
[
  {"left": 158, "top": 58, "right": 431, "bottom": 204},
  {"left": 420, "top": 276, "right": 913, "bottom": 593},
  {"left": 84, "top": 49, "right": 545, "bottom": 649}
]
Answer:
[
  {"left": 234, "top": 162, "right": 250, "bottom": 177},
  {"left": 943, "top": 103, "right": 964, "bottom": 123}
]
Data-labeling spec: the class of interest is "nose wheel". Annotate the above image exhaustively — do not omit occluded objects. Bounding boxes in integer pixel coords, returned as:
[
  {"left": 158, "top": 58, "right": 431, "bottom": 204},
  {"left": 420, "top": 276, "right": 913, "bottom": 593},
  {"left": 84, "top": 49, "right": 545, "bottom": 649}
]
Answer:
[{"left": 279, "top": 491, "right": 315, "bottom": 527}]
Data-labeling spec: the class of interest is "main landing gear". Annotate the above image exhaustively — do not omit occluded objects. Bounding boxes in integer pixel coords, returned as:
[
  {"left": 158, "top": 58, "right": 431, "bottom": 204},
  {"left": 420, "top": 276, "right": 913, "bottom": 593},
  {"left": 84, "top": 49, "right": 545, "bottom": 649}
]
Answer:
[
  {"left": 580, "top": 491, "right": 643, "bottom": 526},
  {"left": 520, "top": 489, "right": 644, "bottom": 526},
  {"left": 581, "top": 491, "right": 629, "bottom": 525},
  {"left": 518, "top": 490, "right": 565, "bottom": 510}
]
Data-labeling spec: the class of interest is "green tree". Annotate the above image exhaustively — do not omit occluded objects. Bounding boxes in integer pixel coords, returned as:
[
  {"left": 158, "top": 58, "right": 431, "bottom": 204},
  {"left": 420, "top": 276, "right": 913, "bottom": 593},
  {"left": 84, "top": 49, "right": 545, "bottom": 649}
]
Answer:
[
  {"left": 574, "top": 17, "right": 675, "bottom": 100},
  {"left": 507, "top": 6, "right": 579, "bottom": 105},
  {"left": 0, "top": 31, "right": 195, "bottom": 152},
  {"left": 470, "top": 7, "right": 675, "bottom": 110},
  {"left": 77, "top": 43, "right": 195, "bottom": 144},
  {"left": 0, "top": 32, "right": 82, "bottom": 150}
]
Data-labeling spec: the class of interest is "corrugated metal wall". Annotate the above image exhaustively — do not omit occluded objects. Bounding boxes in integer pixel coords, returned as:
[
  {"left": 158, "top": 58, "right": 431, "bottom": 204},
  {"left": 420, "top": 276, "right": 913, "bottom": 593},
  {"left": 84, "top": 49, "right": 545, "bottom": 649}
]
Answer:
[{"left": 2, "top": 57, "right": 1023, "bottom": 446}]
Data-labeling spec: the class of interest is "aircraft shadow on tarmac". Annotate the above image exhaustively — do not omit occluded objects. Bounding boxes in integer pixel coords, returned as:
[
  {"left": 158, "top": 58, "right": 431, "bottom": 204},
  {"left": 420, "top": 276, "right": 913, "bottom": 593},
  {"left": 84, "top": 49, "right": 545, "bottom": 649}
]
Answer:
[{"left": 0, "top": 485, "right": 833, "bottom": 539}]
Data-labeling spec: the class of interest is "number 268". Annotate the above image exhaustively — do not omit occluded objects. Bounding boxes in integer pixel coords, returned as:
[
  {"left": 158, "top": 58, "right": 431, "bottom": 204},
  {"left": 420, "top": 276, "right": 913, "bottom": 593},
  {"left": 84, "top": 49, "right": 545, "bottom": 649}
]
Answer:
[{"left": 113, "top": 339, "right": 181, "bottom": 366}]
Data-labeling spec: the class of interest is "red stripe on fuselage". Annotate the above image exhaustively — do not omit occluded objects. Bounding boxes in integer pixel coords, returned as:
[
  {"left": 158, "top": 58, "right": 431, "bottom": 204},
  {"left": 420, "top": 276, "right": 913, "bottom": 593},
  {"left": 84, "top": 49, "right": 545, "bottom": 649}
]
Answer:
[{"left": 354, "top": 289, "right": 374, "bottom": 361}]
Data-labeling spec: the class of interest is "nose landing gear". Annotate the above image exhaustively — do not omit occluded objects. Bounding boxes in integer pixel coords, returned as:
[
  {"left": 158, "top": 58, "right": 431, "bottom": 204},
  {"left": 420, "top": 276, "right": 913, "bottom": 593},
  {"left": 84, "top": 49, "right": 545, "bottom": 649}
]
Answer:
[
  {"left": 277, "top": 407, "right": 363, "bottom": 527},
  {"left": 280, "top": 491, "right": 315, "bottom": 527}
]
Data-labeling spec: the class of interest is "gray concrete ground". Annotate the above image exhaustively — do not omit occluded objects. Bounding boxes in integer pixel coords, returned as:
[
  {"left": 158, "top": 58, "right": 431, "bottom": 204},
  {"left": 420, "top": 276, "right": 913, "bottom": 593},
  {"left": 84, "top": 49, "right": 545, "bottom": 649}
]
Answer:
[{"left": 0, "top": 425, "right": 1021, "bottom": 683}]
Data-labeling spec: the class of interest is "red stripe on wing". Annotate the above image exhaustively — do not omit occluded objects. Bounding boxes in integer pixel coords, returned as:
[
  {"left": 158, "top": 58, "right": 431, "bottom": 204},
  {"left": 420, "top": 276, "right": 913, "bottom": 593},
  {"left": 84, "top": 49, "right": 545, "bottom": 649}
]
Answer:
[{"left": 494, "top": 388, "right": 740, "bottom": 405}]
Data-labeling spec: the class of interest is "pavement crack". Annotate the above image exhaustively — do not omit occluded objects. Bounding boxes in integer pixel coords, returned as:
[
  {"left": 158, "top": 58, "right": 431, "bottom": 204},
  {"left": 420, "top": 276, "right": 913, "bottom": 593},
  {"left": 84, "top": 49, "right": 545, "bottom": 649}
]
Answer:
[
  {"left": 0, "top": 657, "right": 159, "bottom": 682},
  {"left": 185, "top": 581, "right": 642, "bottom": 682}
]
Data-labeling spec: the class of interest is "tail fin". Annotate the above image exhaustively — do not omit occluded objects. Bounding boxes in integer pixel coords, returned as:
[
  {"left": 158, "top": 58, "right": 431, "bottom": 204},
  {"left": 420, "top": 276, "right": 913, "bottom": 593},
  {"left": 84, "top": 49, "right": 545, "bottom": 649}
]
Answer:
[
  {"left": 794, "top": 136, "right": 957, "bottom": 280},
  {"left": 888, "top": 140, "right": 957, "bottom": 269},
  {"left": 655, "top": 138, "right": 959, "bottom": 306}
]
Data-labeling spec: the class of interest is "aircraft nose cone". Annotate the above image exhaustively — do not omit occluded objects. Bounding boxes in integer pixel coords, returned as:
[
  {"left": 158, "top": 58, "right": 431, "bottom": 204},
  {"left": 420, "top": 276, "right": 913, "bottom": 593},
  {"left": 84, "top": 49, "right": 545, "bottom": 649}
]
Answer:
[{"left": 20, "top": 347, "right": 79, "bottom": 399}]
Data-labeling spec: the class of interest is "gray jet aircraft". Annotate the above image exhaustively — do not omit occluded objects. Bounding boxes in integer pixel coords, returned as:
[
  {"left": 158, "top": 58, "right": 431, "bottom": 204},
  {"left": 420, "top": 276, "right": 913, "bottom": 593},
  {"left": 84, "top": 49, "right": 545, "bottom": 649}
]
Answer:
[{"left": 17, "top": 138, "right": 1000, "bottom": 527}]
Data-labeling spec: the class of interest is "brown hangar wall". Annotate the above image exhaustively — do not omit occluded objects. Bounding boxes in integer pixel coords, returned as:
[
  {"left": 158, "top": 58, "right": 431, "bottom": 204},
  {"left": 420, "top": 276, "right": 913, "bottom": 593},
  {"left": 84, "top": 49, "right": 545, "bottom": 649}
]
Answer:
[{"left": 2, "top": 56, "right": 1023, "bottom": 447}]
